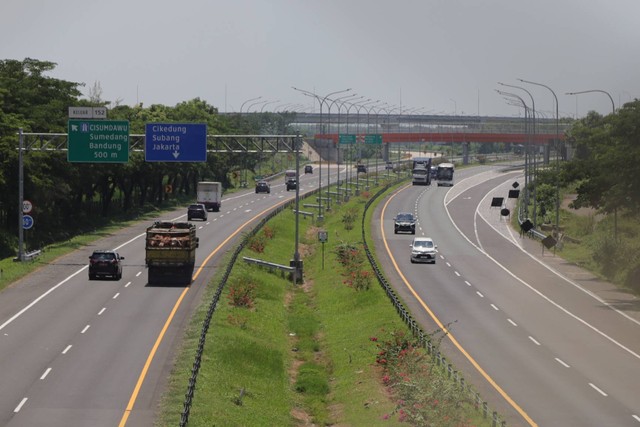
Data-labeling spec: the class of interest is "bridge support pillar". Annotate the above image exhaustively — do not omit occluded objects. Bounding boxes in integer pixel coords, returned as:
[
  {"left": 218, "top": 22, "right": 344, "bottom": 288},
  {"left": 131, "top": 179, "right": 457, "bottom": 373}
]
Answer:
[{"left": 462, "top": 142, "right": 470, "bottom": 165}]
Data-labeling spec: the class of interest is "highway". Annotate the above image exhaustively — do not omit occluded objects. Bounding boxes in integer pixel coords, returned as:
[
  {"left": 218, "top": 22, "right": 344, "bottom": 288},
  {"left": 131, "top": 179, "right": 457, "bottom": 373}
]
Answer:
[
  {"left": 0, "top": 168, "right": 333, "bottom": 427},
  {"left": 373, "top": 166, "right": 640, "bottom": 426}
]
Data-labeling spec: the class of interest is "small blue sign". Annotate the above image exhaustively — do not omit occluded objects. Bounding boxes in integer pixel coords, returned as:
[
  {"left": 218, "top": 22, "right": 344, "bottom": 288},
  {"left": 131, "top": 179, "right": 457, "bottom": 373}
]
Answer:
[
  {"left": 145, "top": 123, "right": 207, "bottom": 162},
  {"left": 23, "top": 214, "right": 34, "bottom": 230}
]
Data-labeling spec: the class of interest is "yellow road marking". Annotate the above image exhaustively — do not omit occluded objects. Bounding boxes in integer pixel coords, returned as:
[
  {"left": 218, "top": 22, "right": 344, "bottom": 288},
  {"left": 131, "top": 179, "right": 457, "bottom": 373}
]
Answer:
[
  {"left": 380, "top": 185, "right": 538, "bottom": 427},
  {"left": 119, "top": 196, "right": 294, "bottom": 426}
]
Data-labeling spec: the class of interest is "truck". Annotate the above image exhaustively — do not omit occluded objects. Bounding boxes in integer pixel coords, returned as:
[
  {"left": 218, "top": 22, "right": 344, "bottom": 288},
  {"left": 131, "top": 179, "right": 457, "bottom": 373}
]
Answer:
[
  {"left": 436, "top": 162, "right": 455, "bottom": 186},
  {"left": 145, "top": 221, "right": 198, "bottom": 285},
  {"left": 284, "top": 169, "right": 297, "bottom": 191},
  {"left": 411, "top": 157, "right": 432, "bottom": 185},
  {"left": 197, "top": 181, "right": 222, "bottom": 212}
]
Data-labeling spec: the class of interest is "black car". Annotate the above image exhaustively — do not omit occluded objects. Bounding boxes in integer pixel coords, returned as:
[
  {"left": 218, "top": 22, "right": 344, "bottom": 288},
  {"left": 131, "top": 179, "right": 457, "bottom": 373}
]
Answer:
[
  {"left": 394, "top": 212, "right": 416, "bottom": 234},
  {"left": 255, "top": 180, "right": 271, "bottom": 193},
  {"left": 286, "top": 179, "right": 297, "bottom": 191},
  {"left": 187, "top": 203, "right": 208, "bottom": 221},
  {"left": 89, "top": 250, "right": 124, "bottom": 280},
  {"left": 304, "top": 165, "right": 313, "bottom": 174}
]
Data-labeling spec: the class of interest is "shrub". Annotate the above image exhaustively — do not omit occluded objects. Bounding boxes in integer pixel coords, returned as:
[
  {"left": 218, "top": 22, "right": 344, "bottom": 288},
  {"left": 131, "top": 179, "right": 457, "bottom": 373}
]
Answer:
[
  {"left": 227, "top": 276, "right": 257, "bottom": 308},
  {"left": 341, "top": 207, "right": 359, "bottom": 230}
]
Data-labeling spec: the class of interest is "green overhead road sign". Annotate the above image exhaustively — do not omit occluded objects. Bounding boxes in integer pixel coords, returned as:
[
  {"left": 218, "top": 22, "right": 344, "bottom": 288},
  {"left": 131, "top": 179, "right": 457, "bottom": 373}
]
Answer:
[
  {"left": 364, "top": 134, "right": 383, "bottom": 145},
  {"left": 339, "top": 134, "right": 356, "bottom": 145},
  {"left": 68, "top": 120, "right": 129, "bottom": 163}
]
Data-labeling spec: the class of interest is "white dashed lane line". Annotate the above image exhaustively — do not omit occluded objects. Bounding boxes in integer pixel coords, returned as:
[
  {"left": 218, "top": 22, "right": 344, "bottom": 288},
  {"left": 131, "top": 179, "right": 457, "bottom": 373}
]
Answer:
[
  {"left": 81, "top": 325, "right": 90, "bottom": 334},
  {"left": 98, "top": 307, "right": 106, "bottom": 315},
  {"left": 555, "top": 358, "right": 570, "bottom": 368},
  {"left": 40, "top": 367, "right": 52, "bottom": 380},
  {"left": 62, "top": 345, "right": 72, "bottom": 354},
  {"left": 589, "top": 383, "right": 608, "bottom": 397},
  {"left": 113, "top": 293, "right": 120, "bottom": 300},
  {"left": 14, "top": 397, "right": 28, "bottom": 413},
  {"left": 528, "top": 336, "right": 541, "bottom": 346}
]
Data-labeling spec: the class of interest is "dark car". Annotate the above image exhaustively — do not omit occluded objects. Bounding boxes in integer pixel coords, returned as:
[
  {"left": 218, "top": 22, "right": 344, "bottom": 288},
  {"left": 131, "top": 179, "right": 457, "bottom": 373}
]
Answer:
[
  {"left": 286, "top": 179, "right": 297, "bottom": 191},
  {"left": 187, "top": 203, "right": 208, "bottom": 221},
  {"left": 304, "top": 165, "right": 313, "bottom": 174},
  {"left": 89, "top": 250, "right": 124, "bottom": 280},
  {"left": 357, "top": 164, "right": 367, "bottom": 173},
  {"left": 255, "top": 180, "right": 271, "bottom": 193},
  {"left": 394, "top": 212, "right": 416, "bottom": 234}
]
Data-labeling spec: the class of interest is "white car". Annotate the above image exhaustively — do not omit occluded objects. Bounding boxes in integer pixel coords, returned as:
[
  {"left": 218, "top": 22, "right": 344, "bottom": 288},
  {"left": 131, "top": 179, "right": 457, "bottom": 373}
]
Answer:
[{"left": 410, "top": 237, "right": 437, "bottom": 264}]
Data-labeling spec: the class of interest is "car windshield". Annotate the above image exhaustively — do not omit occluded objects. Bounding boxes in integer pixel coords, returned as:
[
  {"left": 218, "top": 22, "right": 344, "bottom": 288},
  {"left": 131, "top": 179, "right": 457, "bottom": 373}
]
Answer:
[
  {"left": 397, "top": 213, "right": 413, "bottom": 221},
  {"left": 414, "top": 240, "right": 433, "bottom": 249},
  {"left": 93, "top": 252, "right": 115, "bottom": 260}
]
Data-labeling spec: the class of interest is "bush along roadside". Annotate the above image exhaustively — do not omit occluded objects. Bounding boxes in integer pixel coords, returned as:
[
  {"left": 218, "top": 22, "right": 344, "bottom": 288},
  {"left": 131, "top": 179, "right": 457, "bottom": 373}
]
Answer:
[{"left": 166, "top": 178, "right": 499, "bottom": 426}]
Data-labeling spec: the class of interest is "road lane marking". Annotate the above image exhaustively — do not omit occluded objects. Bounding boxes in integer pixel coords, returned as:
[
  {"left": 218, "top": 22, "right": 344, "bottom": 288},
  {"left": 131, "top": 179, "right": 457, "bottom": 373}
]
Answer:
[
  {"left": 62, "top": 345, "right": 72, "bottom": 354},
  {"left": 508, "top": 319, "right": 518, "bottom": 327},
  {"left": 135, "top": 271, "right": 142, "bottom": 277},
  {"left": 40, "top": 367, "right": 52, "bottom": 380},
  {"left": 632, "top": 414, "right": 640, "bottom": 422},
  {"left": 555, "top": 358, "right": 570, "bottom": 368},
  {"left": 589, "top": 383, "right": 608, "bottom": 397},
  {"left": 381, "top": 187, "right": 538, "bottom": 427},
  {"left": 98, "top": 307, "right": 106, "bottom": 315},
  {"left": 125, "top": 281, "right": 131, "bottom": 288},
  {"left": 491, "top": 304, "right": 499, "bottom": 311},
  {"left": 476, "top": 291, "right": 484, "bottom": 298},
  {"left": 81, "top": 325, "right": 90, "bottom": 334},
  {"left": 528, "top": 336, "right": 541, "bottom": 346},
  {"left": 454, "top": 271, "right": 461, "bottom": 276},
  {"left": 465, "top": 280, "right": 472, "bottom": 286},
  {"left": 14, "top": 397, "right": 28, "bottom": 412},
  {"left": 113, "top": 293, "right": 120, "bottom": 299},
  {"left": 444, "top": 176, "right": 640, "bottom": 362},
  {"left": 118, "top": 193, "right": 301, "bottom": 427}
]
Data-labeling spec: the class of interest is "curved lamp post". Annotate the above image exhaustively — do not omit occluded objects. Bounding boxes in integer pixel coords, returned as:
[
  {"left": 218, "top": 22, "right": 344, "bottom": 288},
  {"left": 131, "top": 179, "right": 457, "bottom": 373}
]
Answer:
[
  {"left": 240, "top": 96, "right": 262, "bottom": 113},
  {"left": 260, "top": 100, "right": 280, "bottom": 112},
  {"left": 518, "top": 78, "right": 560, "bottom": 242},
  {"left": 292, "top": 87, "right": 352, "bottom": 220},
  {"left": 566, "top": 89, "right": 617, "bottom": 241},
  {"left": 565, "top": 89, "right": 615, "bottom": 114}
]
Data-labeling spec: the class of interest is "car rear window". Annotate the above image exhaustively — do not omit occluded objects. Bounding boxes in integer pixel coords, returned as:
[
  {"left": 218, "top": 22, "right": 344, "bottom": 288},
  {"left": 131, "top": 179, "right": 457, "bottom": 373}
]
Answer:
[{"left": 93, "top": 252, "right": 115, "bottom": 260}]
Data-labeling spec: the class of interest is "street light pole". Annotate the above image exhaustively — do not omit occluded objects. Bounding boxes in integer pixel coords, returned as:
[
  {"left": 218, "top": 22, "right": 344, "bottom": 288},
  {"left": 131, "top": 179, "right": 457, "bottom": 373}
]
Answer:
[
  {"left": 519, "top": 78, "right": 561, "bottom": 243},
  {"left": 499, "top": 82, "right": 537, "bottom": 213},
  {"left": 566, "top": 89, "right": 617, "bottom": 241},
  {"left": 565, "top": 89, "right": 615, "bottom": 115},
  {"left": 292, "top": 87, "right": 351, "bottom": 220},
  {"left": 240, "top": 96, "right": 262, "bottom": 113}
]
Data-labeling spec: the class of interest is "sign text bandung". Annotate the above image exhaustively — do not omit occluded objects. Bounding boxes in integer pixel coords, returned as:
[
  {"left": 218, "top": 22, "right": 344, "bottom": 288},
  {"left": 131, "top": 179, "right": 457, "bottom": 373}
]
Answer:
[
  {"left": 145, "top": 123, "right": 207, "bottom": 162},
  {"left": 68, "top": 120, "right": 129, "bottom": 163}
]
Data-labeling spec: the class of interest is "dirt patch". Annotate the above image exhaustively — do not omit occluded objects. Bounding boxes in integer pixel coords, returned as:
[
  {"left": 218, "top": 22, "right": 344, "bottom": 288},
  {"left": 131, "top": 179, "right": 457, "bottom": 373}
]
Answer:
[{"left": 562, "top": 194, "right": 601, "bottom": 218}]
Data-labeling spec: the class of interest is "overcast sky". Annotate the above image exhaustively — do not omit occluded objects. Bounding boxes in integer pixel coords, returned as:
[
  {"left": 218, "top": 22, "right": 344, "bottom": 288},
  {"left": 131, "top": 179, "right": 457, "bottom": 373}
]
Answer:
[{"left": 2, "top": 0, "right": 638, "bottom": 118}]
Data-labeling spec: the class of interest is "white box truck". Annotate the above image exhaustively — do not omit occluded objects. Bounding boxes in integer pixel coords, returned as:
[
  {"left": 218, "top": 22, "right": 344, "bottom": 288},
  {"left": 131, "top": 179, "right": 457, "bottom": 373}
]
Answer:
[{"left": 197, "top": 181, "right": 222, "bottom": 211}]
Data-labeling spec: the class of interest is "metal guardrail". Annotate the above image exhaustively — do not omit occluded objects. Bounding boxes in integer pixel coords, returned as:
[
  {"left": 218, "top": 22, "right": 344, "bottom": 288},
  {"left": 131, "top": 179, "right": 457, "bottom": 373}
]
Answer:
[
  {"left": 361, "top": 182, "right": 507, "bottom": 427},
  {"left": 179, "top": 186, "right": 323, "bottom": 426},
  {"left": 243, "top": 256, "right": 295, "bottom": 278}
]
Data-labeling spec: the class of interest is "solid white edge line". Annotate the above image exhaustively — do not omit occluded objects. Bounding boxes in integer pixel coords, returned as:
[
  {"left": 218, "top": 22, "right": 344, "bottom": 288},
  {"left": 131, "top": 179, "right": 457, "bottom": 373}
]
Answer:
[{"left": 443, "top": 173, "right": 640, "bottom": 362}]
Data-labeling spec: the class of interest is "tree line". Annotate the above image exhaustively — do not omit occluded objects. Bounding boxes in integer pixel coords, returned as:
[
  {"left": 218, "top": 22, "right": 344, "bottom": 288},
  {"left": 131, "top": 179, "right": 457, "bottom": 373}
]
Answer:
[{"left": 0, "top": 58, "right": 296, "bottom": 257}]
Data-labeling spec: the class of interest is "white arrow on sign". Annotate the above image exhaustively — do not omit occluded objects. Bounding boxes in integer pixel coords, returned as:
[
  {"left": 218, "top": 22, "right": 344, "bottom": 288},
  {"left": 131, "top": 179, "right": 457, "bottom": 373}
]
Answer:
[{"left": 172, "top": 150, "right": 180, "bottom": 159}]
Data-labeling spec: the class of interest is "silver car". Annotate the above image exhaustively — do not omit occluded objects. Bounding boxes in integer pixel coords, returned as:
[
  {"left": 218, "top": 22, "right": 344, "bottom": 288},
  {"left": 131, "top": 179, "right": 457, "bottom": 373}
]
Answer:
[{"left": 410, "top": 237, "right": 437, "bottom": 264}]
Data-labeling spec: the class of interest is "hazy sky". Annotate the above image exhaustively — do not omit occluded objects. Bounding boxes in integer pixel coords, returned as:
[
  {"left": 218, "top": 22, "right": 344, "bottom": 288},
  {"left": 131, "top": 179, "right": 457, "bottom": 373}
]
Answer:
[{"left": 2, "top": 0, "right": 638, "bottom": 118}]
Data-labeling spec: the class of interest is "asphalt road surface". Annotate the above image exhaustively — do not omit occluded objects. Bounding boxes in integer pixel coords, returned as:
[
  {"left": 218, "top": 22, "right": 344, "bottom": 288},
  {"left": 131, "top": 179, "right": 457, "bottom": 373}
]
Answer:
[
  {"left": 0, "top": 168, "right": 337, "bottom": 427},
  {"left": 373, "top": 165, "right": 640, "bottom": 426}
]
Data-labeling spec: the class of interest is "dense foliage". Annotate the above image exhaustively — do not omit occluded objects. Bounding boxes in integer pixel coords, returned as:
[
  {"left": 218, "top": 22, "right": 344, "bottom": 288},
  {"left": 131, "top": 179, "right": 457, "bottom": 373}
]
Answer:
[
  {"left": 0, "top": 58, "right": 296, "bottom": 258},
  {"left": 534, "top": 100, "right": 640, "bottom": 289}
]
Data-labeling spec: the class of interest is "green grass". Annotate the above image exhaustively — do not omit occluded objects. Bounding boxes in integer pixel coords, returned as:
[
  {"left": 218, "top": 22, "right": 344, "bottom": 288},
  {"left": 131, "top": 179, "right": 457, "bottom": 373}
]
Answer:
[{"left": 159, "top": 177, "right": 496, "bottom": 426}]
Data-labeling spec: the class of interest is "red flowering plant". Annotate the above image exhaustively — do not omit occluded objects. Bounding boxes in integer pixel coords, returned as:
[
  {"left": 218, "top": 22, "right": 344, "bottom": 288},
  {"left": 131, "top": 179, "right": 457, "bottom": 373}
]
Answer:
[{"left": 373, "top": 330, "right": 475, "bottom": 426}]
